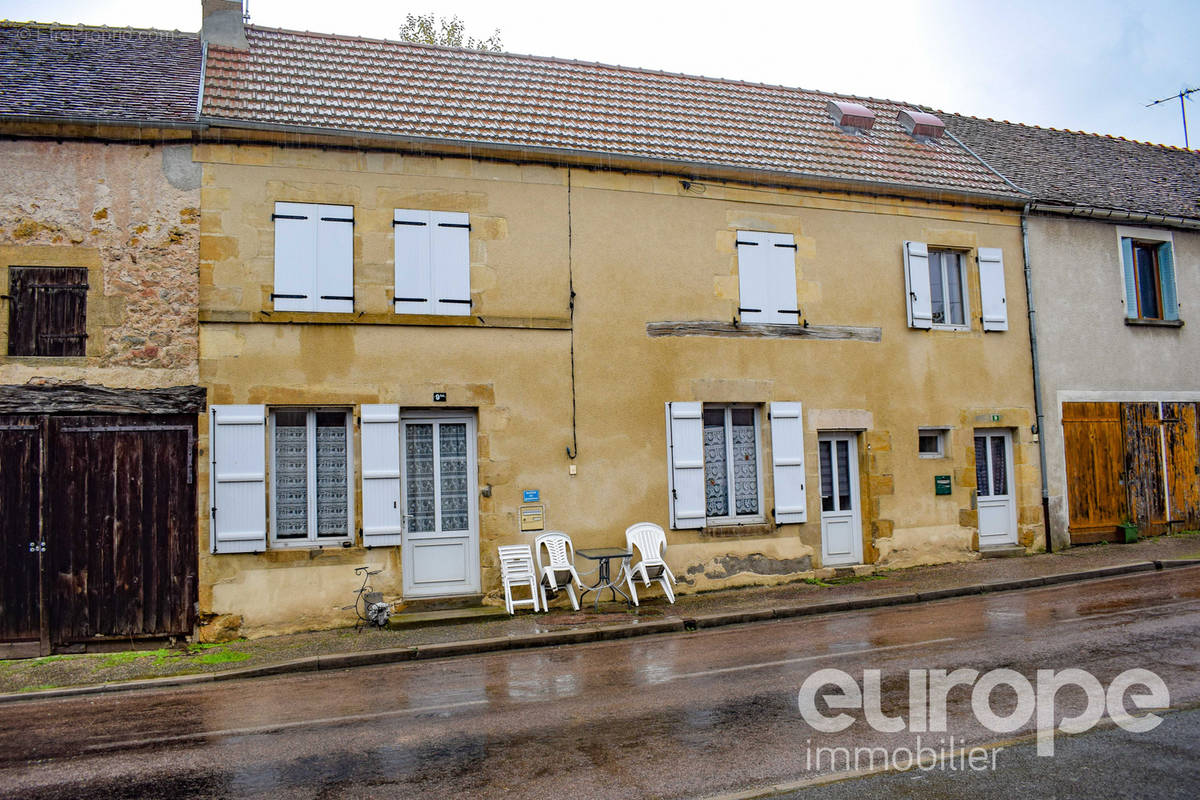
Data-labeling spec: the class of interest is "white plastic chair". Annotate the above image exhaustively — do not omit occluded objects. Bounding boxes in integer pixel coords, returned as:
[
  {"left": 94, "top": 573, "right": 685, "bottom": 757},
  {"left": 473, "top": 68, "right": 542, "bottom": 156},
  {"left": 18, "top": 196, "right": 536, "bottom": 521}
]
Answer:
[
  {"left": 623, "top": 522, "right": 676, "bottom": 605},
  {"left": 534, "top": 532, "right": 584, "bottom": 611},
  {"left": 498, "top": 545, "right": 541, "bottom": 615}
]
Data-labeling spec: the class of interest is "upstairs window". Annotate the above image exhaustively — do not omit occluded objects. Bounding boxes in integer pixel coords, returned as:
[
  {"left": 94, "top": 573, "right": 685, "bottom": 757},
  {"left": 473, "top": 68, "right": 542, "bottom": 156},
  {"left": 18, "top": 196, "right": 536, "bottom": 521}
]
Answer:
[
  {"left": 1120, "top": 233, "right": 1178, "bottom": 322},
  {"left": 736, "top": 231, "right": 800, "bottom": 324},
  {"left": 271, "top": 202, "right": 354, "bottom": 313},
  {"left": 6, "top": 266, "right": 88, "bottom": 356},
  {"left": 393, "top": 210, "right": 472, "bottom": 316},
  {"left": 904, "top": 242, "right": 1006, "bottom": 331}
]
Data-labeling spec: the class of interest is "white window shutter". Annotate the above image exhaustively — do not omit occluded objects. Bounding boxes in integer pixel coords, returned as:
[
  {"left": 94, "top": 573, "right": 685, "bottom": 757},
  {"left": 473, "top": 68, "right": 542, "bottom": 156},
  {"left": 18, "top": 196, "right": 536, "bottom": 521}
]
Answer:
[
  {"left": 394, "top": 209, "right": 432, "bottom": 315},
  {"left": 769, "top": 402, "right": 807, "bottom": 523},
  {"left": 315, "top": 204, "right": 354, "bottom": 313},
  {"left": 432, "top": 211, "right": 472, "bottom": 316},
  {"left": 273, "top": 202, "right": 316, "bottom": 312},
  {"left": 210, "top": 405, "right": 267, "bottom": 554},
  {"left": 737, "top": 231, "right": 772, "bottom": 324},
  {"left": 666, "top": 401, "right": 706, "bottom": 529},
  {"left": 360, "top": 404, "right": 403, "bottom": 547},
  {"left": 903, "top": 241, "right": 933, "bottom": 329},
  {"left": 767, "top": 233, "right": 801, "bottom": 324},
  {"left": 977, "top": 247, "right": 1008, "bottom": 331}
]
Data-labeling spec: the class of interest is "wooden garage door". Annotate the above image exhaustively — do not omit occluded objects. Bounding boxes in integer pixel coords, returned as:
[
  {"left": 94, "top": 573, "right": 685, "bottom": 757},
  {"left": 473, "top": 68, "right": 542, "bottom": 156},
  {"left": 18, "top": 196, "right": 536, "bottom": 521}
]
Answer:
[
  {"left": 1062, "top": 402, "right": 1128, "bottom": 536},
  {"left": 0, "top": 414, "right": 197, "bottom": 647},
  {"left": 1122, "top": 403, "right": 1168, "bottom": 535},
  {"left": 0, "top": 418, "right": 42, "bottom": 643},
  {"left": 1163, "top": 402, "right": 1200, "bottom": 526}
]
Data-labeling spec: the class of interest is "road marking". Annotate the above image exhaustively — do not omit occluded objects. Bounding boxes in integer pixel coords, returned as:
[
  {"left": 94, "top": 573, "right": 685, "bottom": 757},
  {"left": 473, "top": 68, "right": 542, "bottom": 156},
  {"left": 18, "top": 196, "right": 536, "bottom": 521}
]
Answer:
[
  {"left": 82, "top": 699, "right": 487, "bottom": 752},
  {"left": 668, "top": 637, "right": 958, "bottom": 681}
]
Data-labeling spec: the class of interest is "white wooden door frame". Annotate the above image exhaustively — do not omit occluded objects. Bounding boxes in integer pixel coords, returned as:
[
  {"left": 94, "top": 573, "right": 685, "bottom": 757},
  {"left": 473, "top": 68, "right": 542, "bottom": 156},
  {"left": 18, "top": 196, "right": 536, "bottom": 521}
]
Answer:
[
  {"left": 975, "top": 428, "right": 1018, "bottom": 548},
  {"left": 818, "top": 432, "right": 864, "bottom": 567},
  {"left": 400, "top": 411, "right": 481, "bottom": 597}
]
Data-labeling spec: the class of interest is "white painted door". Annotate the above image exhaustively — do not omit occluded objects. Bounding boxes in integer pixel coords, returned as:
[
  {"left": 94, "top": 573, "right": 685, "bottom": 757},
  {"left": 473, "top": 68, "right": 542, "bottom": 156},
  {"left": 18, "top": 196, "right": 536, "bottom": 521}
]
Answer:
[
  {"left": 401, "top": 415, "right": 480, "bottom": 597},
  {"left": 975, "top": 429, "right": 1018, "bottom": 547},
  {"left": 819, "top": 434, "right": 863, "bottom": 566}
]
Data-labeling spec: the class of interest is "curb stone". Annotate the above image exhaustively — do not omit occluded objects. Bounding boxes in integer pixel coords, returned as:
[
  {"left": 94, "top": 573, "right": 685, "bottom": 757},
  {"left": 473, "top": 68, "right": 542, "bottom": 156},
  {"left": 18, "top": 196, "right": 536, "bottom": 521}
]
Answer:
[{"left": 2, "top": 560, "right": 1196, "bottom": 705}]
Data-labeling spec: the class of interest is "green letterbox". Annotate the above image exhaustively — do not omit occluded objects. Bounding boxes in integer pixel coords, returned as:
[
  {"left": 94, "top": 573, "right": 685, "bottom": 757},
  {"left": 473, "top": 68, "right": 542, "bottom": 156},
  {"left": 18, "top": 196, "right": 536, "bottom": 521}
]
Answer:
[{"left": 934, "top": 475, "right": 952, "bottom": 495}]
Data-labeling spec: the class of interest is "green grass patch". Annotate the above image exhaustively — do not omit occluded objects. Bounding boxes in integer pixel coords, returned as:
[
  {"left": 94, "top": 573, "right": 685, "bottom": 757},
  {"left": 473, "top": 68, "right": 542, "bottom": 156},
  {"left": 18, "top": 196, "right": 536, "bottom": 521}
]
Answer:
[
  {"left": 825, "top": 574, "right": 888, "bottom": 586},
  {"left": 18, "top": 684, "right": 58, "bottom": 693},
  {"left": 193, "top": 649, "right": 251, "bottom": 665},
  {"left": 802, "top": 577, "right": 830, "bottom": 587}
]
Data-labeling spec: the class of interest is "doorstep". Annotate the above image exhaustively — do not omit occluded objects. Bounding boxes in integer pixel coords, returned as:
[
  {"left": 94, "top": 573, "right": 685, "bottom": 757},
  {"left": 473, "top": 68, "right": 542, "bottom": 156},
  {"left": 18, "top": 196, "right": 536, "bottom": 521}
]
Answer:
[
  {"left": 980, "top": 545, "right": 1028, "bottom": 559},
  {"left": 387, "top": 605, "right": 508, "bottom": 630}
]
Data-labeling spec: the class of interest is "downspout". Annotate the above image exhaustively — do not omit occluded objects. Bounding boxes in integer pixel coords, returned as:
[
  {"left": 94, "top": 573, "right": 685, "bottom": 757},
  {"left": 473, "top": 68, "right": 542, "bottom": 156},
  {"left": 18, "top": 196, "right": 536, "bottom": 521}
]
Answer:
[{"left": 1021, "top": 203, "right": 1053, "bottom": 551}]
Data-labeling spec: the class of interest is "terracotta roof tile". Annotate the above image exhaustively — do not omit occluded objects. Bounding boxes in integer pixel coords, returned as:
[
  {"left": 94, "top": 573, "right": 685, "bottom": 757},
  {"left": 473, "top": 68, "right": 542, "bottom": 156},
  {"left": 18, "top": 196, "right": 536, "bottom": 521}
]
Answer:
[
  {"left": 945, "top": 114, "right": 1200, "bottom": 221},
  {"left": 202, "top": 27, "right": 1018, "bottom": 198},
  {"left": 0, "top": 22, "right": 202, "bottom": 124}
]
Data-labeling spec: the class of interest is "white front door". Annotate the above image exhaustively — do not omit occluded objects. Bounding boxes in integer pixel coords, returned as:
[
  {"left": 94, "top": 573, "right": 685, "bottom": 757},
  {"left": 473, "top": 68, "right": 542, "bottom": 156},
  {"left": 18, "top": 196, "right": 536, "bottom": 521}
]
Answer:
[
  {"left": 401, "top": 414, "right": 480, "bottom": 597},
  {"left": 819, "top": 433, "right": 863, "bottom": 566},
  {"left": 975, "top": 429, "right": 1018, "bottom": 547}
]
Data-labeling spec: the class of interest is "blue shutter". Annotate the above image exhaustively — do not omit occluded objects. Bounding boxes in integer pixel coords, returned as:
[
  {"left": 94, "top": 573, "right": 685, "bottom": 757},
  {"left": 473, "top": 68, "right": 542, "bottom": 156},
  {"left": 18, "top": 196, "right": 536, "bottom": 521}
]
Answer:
[
  {"left": 1120, "top": 237, "right": 1138, "bottom": 319},
  {"left": 1159, "top": 242, "right": 1179, "bottom": 321}
]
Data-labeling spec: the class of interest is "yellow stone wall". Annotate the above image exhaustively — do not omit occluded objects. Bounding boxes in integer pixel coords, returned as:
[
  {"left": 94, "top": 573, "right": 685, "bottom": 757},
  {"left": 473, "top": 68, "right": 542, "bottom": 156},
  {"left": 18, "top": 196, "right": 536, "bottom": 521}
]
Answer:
[{"left": 196, "top": 143, "right": 1043, "bottom": 636}]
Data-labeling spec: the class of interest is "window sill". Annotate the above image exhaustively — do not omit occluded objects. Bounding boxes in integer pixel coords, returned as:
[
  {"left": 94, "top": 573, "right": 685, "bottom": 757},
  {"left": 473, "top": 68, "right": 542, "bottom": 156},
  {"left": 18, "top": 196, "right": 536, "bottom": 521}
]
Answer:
[
  {"left": 1124, "top": 317, "right": 1183, "bottom": 328},
  {"left": 702, "top": 522, "right": 773, "bottom": 538}
]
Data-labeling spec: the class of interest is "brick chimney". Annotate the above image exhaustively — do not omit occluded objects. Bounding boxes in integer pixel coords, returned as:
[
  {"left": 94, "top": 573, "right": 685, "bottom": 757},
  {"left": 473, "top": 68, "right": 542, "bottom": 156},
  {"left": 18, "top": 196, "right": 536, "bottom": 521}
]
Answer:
[{"left": 201, "top": 0, "right": 248, "bottom": 50}]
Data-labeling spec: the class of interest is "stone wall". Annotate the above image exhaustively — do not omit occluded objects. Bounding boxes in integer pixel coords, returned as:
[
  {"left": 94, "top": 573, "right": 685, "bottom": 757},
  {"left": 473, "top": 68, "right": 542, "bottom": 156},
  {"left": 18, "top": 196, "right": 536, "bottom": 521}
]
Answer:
[{"left": 0, "top": 138, "right": 200, "bottom": 387}]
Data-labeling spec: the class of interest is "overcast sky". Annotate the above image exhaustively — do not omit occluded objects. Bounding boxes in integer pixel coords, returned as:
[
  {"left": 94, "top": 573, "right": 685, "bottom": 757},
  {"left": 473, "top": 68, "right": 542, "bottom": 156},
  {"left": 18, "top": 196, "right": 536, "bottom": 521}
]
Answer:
[{"left": 3, "top": 0, "right": 1197, "bottom": 148}]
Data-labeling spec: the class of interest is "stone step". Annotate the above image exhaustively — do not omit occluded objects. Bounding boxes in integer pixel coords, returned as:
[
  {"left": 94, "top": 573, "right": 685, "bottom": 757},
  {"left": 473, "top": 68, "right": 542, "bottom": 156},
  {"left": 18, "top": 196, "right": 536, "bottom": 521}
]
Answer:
[
  {"left": 387, "top": 605, "right": 507, "bottom": 630},
  {"left": 398, "top": 594, "right": 485, "bottom": 612},
  {"left": 980, "top": 545, "right": 1028, "bottom": 559}
]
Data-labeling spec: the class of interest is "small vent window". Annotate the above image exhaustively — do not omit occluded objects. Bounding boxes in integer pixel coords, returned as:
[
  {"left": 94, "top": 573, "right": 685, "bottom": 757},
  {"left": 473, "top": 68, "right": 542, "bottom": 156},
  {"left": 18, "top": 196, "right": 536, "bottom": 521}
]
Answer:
[
  {"left": 827, "top": 100, "right": 876, "bottom": 135},
  {"left": 898, "top": 110, "right": 946, "bottom": 141}
]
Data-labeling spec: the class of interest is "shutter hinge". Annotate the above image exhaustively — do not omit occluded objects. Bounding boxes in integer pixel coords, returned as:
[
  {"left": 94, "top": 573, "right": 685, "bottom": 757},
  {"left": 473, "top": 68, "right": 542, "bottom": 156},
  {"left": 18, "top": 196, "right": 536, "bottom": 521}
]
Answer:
[
  {"left": 320, "top": 217, "right": 354, "bottom": 224},
  {"left": 777, "top": 309, "right": 802, "bottom": 315},
  {"left": 211, "top": 507, "right": 217, "bottom": 518},
  {"left": 270, "top": 293, "right": 308, "bottom": 300},
  {"left": 319, "top": 295, "right": 355, "bottom": 301},
  {"left": 774, "top": 243, "right": 798, "bottom": 250},
  {"left": 437, "top": 222, "right": 471, "bottom": 230},
  {"left": 735, "top": 240, "right": 758, "bottom": 246},
  {"left": 738, "top": 307, "right": 762, "bottom": 313},
  {"left": 394, "top": 297, "right": 428, "bottom": 303},
  {"left": 393, "top": 219, "right": 427, "bottom": 226},
  {"left": 439, "top": 298, "right": 472, "bottom": 305},
  {"left": 672, "top": 488, "right": 678, "bottom": 499},
  {"left": 271, "top": 213, "right": 308, "bottom": 221}
]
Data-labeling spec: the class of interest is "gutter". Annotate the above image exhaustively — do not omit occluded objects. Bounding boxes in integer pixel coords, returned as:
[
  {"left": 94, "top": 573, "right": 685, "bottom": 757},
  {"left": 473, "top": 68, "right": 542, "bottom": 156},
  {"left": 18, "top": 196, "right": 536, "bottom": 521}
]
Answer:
[
  {"left": 1029, "top": 202, "right": 1200, "bottom": 232},
  {"left": 0, "top": 113, "right": 204, "bottom": 132},
  {"left": 1021, "top": 203, "right": 1053, "bottom": 551},
  {"left": 196, "top": 115, "right": 1027, "bottom": 209}
]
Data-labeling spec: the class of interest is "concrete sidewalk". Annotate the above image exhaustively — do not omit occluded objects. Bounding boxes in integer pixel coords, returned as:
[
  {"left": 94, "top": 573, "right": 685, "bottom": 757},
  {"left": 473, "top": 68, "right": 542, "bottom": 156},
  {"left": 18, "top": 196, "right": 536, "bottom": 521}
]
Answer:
[{"left": 2, "top": 533, "right": 1199, "bottom": 700}]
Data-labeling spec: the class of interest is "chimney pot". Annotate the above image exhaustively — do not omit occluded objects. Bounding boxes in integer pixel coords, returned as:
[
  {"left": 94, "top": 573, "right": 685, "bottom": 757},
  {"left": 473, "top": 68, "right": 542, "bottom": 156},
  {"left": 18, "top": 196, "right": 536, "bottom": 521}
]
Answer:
[
  {"left": 827, "top": 100, "right": 876, "bottom": 133},
  {"left": 898, "top": 109, "right": 946, "bottom": 140},
  {"left": 202, "top": 0, "right": 248, "bottom": 50}
]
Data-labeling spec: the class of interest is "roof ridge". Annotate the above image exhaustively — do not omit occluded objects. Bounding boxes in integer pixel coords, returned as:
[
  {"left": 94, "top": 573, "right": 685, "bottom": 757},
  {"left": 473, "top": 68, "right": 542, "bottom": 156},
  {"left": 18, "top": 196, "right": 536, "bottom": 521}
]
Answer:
[
  {"left": 240, "top": 24, "right": 937, "bottom": 113},
  {"left": 940, "top": 109, "right": 1197, "bottom": 154},
  {"left": 0, "top": 19, "right": 197, "bottom": 38}
]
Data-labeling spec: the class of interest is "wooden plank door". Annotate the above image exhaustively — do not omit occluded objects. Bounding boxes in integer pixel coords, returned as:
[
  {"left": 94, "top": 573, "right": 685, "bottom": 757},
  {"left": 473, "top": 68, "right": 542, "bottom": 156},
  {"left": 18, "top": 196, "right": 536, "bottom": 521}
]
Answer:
[
  {"left": 1162, "top": 402, "right": 1200, "bottom": 526},
  {"left": 45, "top": 415, "right": 197, "bottom": 642},
  {"left": 0, "top": 417, "right": 43, "bottom": 643},
  {"left": 1062, "top": 402, "right": 1128, "bottom": 539},
  {"left": 1122, "top": 403, "right": 1167, "bottom": 534}
]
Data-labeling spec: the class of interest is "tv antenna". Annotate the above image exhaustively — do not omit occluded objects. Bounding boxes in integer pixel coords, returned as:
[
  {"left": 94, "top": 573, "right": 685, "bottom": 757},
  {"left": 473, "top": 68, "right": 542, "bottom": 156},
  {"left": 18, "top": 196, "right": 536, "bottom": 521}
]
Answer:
[{"left": 1147, "top": 87, "right": 1198, "bottom": 149}]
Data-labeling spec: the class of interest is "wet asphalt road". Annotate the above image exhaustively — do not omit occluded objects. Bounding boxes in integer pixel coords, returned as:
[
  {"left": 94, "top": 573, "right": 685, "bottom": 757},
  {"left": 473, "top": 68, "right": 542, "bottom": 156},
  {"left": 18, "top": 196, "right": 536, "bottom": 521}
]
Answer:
[{"left": 1, "top": 567, "right": 1198, "bottom": 800}]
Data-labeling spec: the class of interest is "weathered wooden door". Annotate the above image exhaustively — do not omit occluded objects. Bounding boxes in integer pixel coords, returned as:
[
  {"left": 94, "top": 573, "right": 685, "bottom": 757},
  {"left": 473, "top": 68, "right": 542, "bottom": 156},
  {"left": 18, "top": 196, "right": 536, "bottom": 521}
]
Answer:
[
  {"left": 45, "top": 415, "right": 198, "bottom": 642},
  {"left": 1123, "top": 403, "right": 1168, "bottom": 535},
  {"left": 0, "top": 417, "right": 42, "bottom": 643},
  {"left": 1162, "top": 402, "right": 1200, "bottom": 526},
  {"left": 1062, "top": 402, "right": 1128, "bottom": 539}
]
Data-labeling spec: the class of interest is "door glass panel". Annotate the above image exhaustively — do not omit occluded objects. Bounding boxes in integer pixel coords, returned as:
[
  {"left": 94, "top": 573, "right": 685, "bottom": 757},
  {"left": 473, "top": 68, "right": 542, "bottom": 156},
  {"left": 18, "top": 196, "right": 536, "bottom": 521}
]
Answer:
[
  {"left": 274, "top": 410, "right": 308, "bottom": 539},
  {"left": 819, "top": 440, "right": 834, "bottom": 512},
  {"left": 314, "top": 412, "right": 348, "bottom": 537},
  {"left": 836, "top": 439, "right": 852, "bottom": 511},
  {"left": 990, "top": 436, "right": 1008, "bottom": 496},
  {"left": 405, "top": 423, "right": 436, "bottom": 532},
  {"left": 703, "top": 408, "right": 729, "bottom": 517},
  {"left": 730, "top": 409, "right": 759, "bottom": 515},
  {"left": 975, "top": 436, "right": 990, "bottom": 496},
  {"left": 439, "top": 423, "right": 470, "bottom": 532}
]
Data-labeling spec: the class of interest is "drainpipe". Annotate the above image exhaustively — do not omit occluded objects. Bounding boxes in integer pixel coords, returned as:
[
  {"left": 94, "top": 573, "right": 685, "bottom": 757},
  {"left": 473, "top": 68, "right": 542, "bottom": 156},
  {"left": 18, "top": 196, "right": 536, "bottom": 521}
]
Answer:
[{"left": 1021, "top": 203, "right": 1052, "bottom": 551}]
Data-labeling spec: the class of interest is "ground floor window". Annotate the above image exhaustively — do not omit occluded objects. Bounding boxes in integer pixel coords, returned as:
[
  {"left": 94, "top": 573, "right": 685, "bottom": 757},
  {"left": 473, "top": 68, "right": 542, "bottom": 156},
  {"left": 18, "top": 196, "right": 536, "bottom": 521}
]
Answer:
[
  {"left": 702, "top": 405, "right": 763, "bottom": 523},
  {"left": 270, "top": 408, "right": 353, "bottom": 544}
]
